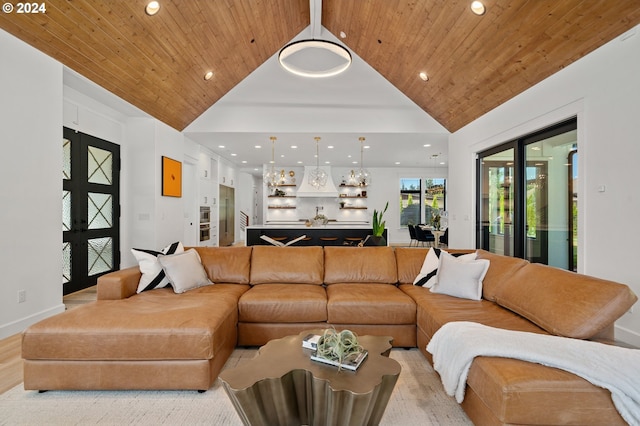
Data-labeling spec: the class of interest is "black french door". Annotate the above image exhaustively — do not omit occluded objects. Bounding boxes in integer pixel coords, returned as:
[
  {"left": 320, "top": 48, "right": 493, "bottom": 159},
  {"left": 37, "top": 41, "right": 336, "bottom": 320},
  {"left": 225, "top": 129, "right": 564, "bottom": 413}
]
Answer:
[{"left": 63, "top": 127, "right": 120, "bottom": 295}]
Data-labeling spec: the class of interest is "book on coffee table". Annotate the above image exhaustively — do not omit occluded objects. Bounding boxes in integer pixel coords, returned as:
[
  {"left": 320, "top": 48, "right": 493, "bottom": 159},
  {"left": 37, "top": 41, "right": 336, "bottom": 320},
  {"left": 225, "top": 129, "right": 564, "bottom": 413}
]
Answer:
[
  {"left": 302, "top": 333, "right": 322, "bottom": 350},
  {"left": 310, "top": 350, "right": 368, "bottom": 371}
]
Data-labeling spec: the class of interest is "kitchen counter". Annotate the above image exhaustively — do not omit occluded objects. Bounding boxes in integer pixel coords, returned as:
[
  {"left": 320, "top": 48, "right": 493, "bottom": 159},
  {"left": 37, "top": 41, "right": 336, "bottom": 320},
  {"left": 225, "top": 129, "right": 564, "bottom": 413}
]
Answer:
[{"left": 246, "top": 225, "right": 387, "bottom": 246}]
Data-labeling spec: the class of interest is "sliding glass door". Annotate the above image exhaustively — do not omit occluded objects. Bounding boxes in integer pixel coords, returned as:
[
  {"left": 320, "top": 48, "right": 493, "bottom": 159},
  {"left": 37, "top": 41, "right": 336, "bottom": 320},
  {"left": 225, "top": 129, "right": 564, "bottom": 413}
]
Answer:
[{"left": 477, "top": 118, "right": 577, "bottom": 270}]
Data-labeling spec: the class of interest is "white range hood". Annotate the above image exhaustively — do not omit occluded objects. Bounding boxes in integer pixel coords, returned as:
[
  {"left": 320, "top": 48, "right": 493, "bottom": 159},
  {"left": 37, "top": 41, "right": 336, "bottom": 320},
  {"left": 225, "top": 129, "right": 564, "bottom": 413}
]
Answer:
[{"left": 296, "top": 166, "right": 339, "bottom": 198}]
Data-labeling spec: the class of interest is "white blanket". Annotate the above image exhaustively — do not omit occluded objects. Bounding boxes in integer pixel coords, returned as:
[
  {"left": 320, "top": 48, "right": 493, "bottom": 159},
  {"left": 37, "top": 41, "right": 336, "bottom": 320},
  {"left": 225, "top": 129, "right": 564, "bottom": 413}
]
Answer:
[{"left": 426, "top": 321, "right": 640, "bottom": 425}]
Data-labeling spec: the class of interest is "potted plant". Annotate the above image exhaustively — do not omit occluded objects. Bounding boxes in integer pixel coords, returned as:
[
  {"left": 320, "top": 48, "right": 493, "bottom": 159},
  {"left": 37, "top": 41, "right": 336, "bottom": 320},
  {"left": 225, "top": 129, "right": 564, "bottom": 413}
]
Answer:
[
  {"left": 366, "top": 201, "right": 388, "bottom": 246},
  {"left": 315, "top": 328, "right": 364, "bottom": 371}
]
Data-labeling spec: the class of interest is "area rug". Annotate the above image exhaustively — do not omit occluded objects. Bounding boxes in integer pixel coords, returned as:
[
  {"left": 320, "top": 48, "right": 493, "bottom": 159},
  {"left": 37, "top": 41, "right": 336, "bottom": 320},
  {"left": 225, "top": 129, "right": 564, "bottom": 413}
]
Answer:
[{"left": 0, "top": 348, "right": 471, "bottom": 425}]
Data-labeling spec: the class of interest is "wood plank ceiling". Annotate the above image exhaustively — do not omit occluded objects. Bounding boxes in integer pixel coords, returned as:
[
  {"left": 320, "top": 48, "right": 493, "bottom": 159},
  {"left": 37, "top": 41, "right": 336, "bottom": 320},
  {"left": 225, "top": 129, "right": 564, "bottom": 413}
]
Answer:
[{"left": 1, "top": 1, "right": 639, "bottom": 132}]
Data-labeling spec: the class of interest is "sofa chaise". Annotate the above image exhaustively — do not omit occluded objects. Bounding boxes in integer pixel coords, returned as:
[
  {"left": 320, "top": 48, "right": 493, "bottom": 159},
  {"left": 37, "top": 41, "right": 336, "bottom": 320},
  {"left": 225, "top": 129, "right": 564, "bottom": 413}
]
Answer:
[{"left": 22, "top": 245, "right": 637, "bottom": 425}]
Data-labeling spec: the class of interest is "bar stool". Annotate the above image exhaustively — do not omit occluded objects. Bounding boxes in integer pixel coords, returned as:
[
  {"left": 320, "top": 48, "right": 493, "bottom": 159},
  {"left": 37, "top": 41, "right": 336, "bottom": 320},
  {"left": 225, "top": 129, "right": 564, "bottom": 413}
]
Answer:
[
  {"left": 344, "top": 237, "right": 363, "bottom": 246},
  {"left": 319, "top": 237, "right": 339, "bottom": 246}
]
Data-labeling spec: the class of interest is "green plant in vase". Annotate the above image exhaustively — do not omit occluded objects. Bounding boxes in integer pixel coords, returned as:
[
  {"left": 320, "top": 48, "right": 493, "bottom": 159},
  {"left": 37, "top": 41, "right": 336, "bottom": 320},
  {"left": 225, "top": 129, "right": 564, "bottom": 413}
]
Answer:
[{"left": 367, "top": 201, "right": 388, "bottom": 245}]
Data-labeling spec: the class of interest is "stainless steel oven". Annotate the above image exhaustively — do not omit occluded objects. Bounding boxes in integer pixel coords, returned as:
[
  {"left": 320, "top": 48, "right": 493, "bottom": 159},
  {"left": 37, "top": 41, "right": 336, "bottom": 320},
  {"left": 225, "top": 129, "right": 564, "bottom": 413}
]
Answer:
[
  {"left": 200, "top": 206, "right": 211, "bottom": 223},
  {"left": 200, "top": 224, "right": 210, "bottom": 242}
]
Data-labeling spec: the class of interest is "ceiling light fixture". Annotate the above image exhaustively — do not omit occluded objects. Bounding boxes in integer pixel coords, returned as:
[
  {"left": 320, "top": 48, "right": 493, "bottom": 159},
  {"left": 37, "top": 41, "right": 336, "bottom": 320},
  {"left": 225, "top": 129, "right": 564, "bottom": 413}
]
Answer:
[
  {"left": 419, "top": 72, "right": 429, "bottom": 81},
  {"left": 470, "top": 1, "right": 486, "bottom": 15},
  {"left": 203, "top": 71, "right": 214, "bottom": 80},
  {"left": 145, "top": 1, "right": 160, "bottom": 15},
  {"left": 263, "top": 136, "right": 280, "bottom": 189},
  {"left": 355, "top": 136, "right": 371, "bottom": 186},
  {"left": 308, "top": 137, "right": 328, "bottom": 189},
  {"left": 278, "top": 0, "right": 351, "bottom": 78},
  {"left": 278, "top": 40, "right": 352, "bottom": 78}
]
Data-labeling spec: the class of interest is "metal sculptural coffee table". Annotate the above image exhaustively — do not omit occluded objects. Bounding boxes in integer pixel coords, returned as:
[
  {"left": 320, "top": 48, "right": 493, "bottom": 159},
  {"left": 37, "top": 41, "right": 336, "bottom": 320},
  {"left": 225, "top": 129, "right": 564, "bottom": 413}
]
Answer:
[{"left": 218, "top": 330, "right": 401, "bottom": 426}]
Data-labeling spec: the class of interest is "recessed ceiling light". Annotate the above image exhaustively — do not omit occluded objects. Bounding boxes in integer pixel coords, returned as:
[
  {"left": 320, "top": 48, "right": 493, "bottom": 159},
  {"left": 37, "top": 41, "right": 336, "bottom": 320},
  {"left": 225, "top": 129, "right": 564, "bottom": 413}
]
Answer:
[
  {"left": 145, "top": 1, "right": 160, "bottom": 15},
  {"left": 203, "top": 71, "right": 214, "bottom": 80},
  {"left": 395, "top": 162, "right": 401, "bottom": 165},
  {"left": 218, "top": 145, "right": 225, "bottom": 149},
  {"left": 364, "top": 145, "right": 370, "bottom": 149},
  {"left": 424, "top": 144, "right": 431, "bottom": 147},
  {"left": 231, "top": 153, "right": 237, "bottom": 157},
  {"left": 340, "top": 31, "right": 347, "bottom": 39},
  {"left": 325, "top": 161, "right": 331, "bottom": 164},
  {"left": 291, "top": 145, "right": 298, "bottom": 149},
  {"left": 419, "top": 72, "right": 429, "bottom": 81},
  {"left": 297, "top": 161, "right": 303, "bottom": 164},
  {"left": 328, "top": 145, "right": 334, "bottom": 149},
  {"left": 440, "top": 162, "right": 446, "bottom": 165},
  {"left": 470, "top": 1, "right": 486, "bottom": 15},
  {"left": 254, "top": 145, "right": 261, "bottom": 148},
  {"left": 242, "top": 160, "right": 247, "bottom": 164}
]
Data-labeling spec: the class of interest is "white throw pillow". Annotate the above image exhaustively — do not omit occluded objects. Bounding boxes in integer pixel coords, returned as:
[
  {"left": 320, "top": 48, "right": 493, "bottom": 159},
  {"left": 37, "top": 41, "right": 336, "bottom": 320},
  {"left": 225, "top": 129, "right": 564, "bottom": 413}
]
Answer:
[
  {"left": 413, "top": 248, "right": 477, "bottom": 288},
  {"left": 131, "top": 242, "right": 184, "bottom": 293},
  {"left": 430, "top": 251, "right": 490, "bottom": 300},
  {"left": 158, "top": 249, "right": 212, "bottom": 294}
]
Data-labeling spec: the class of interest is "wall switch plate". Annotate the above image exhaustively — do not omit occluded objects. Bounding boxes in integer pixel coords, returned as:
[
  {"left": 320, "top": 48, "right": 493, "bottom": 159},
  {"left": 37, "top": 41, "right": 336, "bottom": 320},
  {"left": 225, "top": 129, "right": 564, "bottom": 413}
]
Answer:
[{"left": 18, "top": 290, "right": 26, "bottom": 303}]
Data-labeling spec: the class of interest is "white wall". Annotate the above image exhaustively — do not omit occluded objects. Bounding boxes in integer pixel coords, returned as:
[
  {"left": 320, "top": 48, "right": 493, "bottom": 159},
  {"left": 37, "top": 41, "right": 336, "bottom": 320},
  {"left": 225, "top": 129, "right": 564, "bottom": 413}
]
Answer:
[
  {"left": 122, "top": 118, "right": 187, "bottom": 267},
  {"left": 0, "top": 30, "right": 65, "bottom": 338},
  {"left": 153, "top": 122, "right": 186, "bottom": 248},
  {"left": 448, "top": 25, "right": 640, "bottom": 345}
]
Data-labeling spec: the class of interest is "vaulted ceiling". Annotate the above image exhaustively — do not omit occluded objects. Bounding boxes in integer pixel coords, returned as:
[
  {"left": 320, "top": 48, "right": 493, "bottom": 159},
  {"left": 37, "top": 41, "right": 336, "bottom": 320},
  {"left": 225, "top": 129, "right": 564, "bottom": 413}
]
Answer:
[{"left": 1, "top": 0, "right": 639, "bottom": 133}]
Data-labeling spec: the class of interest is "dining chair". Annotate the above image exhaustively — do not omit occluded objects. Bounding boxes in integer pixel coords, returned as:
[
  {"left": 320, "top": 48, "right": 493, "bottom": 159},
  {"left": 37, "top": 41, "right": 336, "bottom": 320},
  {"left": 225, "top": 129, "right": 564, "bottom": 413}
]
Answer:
[
  {"left": 439, "top": 228, "right": 448, "bottom": 247},
  {"left": 407, "top": 224, "right": 418, "bottom": 247},
  {"left": 414, "top": 225, "right": 435, "bottom": 247}
]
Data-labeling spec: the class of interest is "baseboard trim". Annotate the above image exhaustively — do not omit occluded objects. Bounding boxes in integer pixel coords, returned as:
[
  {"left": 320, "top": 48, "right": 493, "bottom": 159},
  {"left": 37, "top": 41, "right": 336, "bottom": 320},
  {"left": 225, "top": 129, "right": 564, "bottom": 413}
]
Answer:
[
  {"left": 615, "top": 324, "right": 640, "bottom": 348},
  {"left": 0, "top": 304, "right": 65, "bottom": 340}
]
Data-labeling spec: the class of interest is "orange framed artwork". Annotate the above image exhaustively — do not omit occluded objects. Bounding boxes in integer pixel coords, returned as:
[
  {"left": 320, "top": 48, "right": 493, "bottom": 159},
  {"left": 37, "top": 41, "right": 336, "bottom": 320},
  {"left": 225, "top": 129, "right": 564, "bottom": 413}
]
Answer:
[{"left": 162, "top": 156, "right": 182, "bottom": 197}]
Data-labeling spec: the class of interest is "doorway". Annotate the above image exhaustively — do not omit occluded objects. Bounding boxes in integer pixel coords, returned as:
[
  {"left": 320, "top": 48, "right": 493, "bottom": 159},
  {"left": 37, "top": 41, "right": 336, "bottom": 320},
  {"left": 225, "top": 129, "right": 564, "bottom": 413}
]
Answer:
[
  {"left": 219, "top": 184, "right": 235, "bottom": 246},
  {"left": 63, "top": 127, "right": 120, "bottom": 295}
]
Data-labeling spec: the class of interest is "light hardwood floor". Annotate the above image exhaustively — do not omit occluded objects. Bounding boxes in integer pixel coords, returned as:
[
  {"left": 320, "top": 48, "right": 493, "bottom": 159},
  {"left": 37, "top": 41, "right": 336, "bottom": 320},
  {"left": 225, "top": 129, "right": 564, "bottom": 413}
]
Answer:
[{"left": 0, "top": 286, "right": 97, "bottom": 395}]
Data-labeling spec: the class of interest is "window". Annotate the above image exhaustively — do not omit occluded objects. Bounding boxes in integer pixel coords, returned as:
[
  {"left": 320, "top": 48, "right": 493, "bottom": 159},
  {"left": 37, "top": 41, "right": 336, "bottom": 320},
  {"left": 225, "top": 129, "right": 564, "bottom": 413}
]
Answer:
[
  {"left": 400, "top": 178, "right": 420, "bottom": 226},
  {"left": 400, "top": 178, "right": 447, "bottom": 227}
]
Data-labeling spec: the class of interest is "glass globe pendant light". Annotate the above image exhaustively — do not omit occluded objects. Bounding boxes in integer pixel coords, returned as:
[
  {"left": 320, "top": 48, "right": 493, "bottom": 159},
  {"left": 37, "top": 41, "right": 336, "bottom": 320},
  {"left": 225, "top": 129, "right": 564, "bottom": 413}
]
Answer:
[
  {"left": 308, "top": 136, "right": 327, "bottom": 189},
  {"left": 355, "top": 136, "right": 371, "bottom": 186},
  {"left": 263, "top": 136, "right": 280, "bottom": 189}
]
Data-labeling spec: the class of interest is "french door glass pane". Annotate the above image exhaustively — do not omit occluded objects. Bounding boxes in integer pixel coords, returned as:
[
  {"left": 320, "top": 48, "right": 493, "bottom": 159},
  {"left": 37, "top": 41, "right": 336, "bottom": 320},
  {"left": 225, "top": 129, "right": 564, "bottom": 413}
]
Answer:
[
  {"left": 63, "top": 190, "right": 71, "bottom": 231},
  {"left": 63, "top": 138, "right": 71, "bottom": 180},
  {"left": 88, "top": 237, "right": 113, "bottom": 276},
  {"left": 63, "top": 242, "right": 71, "bottom": 284},
  {"left": 524, "top": 132, "right": 577, "bottom": 268},
  {"left": 88, "top": 192, "right": 113, "bottom": 229},
  {"left": 480, "top": 149, "right": 515, "bottom": 256},
  {"left": 88, "top": 146, "right": 112, "bottom": 185}
]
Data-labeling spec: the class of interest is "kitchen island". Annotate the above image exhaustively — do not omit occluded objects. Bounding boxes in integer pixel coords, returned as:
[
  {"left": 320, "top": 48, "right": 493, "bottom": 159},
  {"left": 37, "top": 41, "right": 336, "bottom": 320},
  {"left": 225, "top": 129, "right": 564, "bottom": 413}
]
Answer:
[{"left": 246, "top": 224, "right": 387, "bottom": 246}]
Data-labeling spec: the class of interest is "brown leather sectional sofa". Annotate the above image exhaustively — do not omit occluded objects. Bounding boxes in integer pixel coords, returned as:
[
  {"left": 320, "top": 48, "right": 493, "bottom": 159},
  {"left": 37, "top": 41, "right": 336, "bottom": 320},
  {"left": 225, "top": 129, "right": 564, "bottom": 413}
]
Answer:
[{"left": 22, "top": 246, "right": 637, "bottom": 425}]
